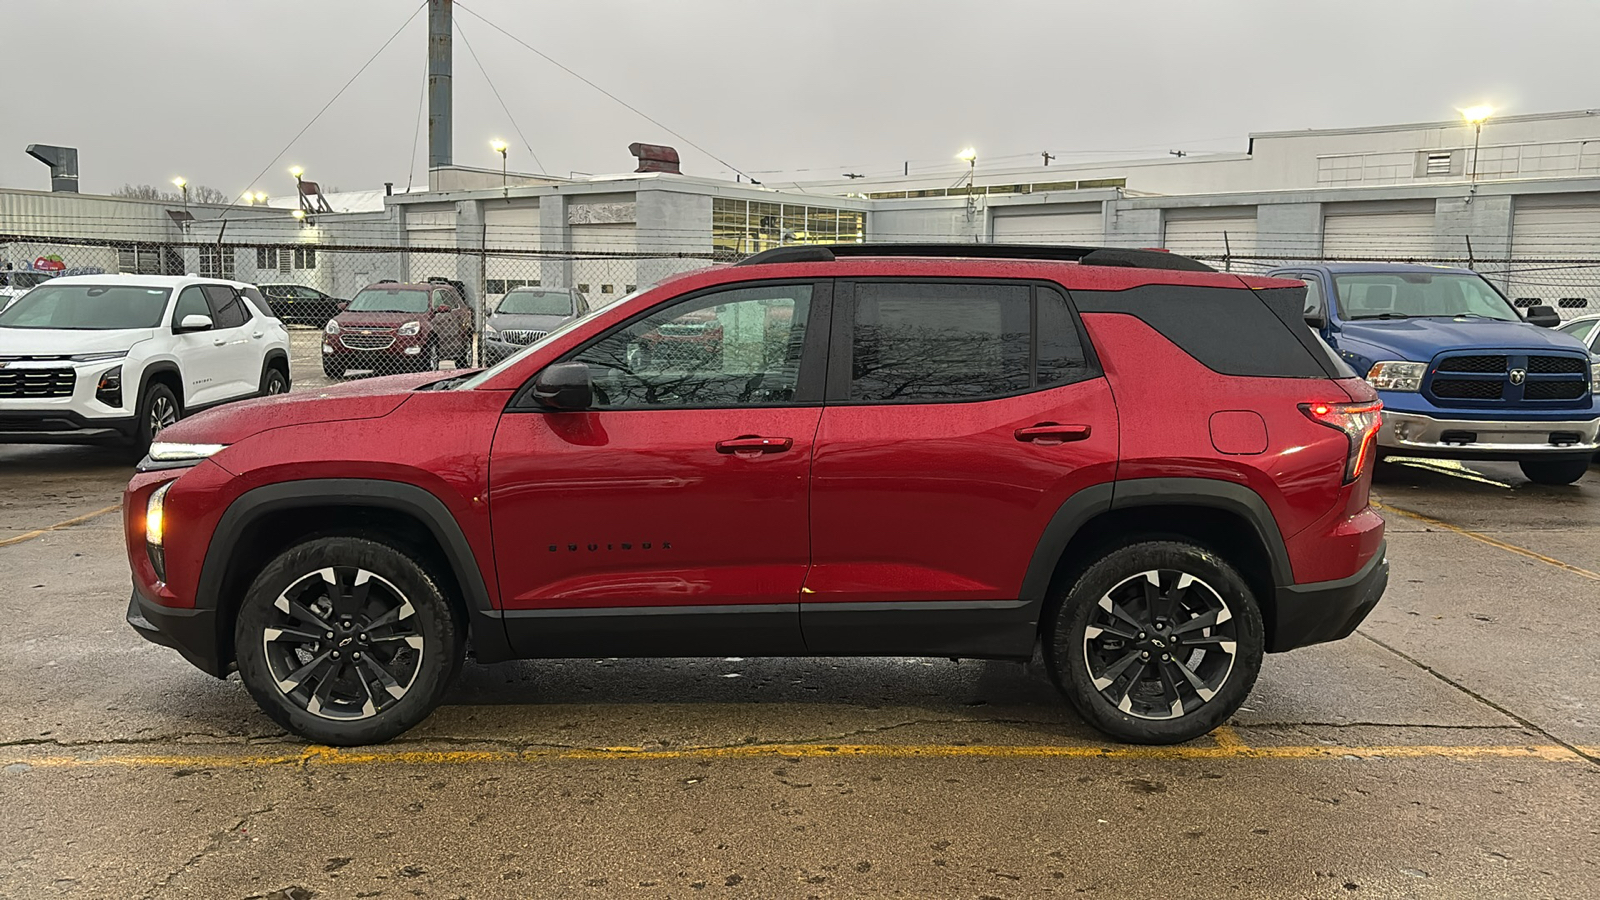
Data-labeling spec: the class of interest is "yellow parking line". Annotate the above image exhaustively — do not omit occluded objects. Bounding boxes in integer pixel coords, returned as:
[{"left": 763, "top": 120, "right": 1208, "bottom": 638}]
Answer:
[
  {"left": 1, "top": 742, "right": 1584, "bottom": 770},
  {"left": 1372, "top": 500, "right": 1600, "bottom": 582},
  {"left": 1211, "top": 725, "right": 1247, "bottom": 750},
  {"left": 0, "top": 504, "right": 121, "bottom": 549}
]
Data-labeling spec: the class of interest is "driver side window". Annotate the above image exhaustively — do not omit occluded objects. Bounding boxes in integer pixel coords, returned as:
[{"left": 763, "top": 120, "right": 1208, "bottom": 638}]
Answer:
[
  {"left": 571, "top": 284, "right": 814, "bottom": 409},
  {"left": 172, "top": 286, "right": 209, "bottom": 326}
]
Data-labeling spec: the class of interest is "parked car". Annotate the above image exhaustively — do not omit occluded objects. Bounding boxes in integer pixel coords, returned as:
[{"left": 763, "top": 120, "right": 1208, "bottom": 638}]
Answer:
[
  {"left": 483, "top": 286, "right": 589, "bottom": 364},
  {"left": 1268, "top": 263, "right": 1600, "bottom": 485},
  {"left": 1557, "top": 314, "right": 1600, "bottom": 355},
  {"left": 126, "top": 243, "right": 1388, "bottom": 747},
  {"left": 0, "top": 268, "right": 57, "bottom": 310},
  {"left": 321, "top": 283, "right": 473, "bottom": 378},
  {"left": 257, "top": 284, "right": 344, "bottom": 327},
  {"left": 0, "top": 274, "right": 289, "bottom": 452}
]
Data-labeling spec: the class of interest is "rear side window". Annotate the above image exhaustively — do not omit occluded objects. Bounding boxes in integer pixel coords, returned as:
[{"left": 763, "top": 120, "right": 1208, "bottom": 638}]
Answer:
[
  {"left": 1071, "top": 285, "right": 1337, "bottom": 378},
  {"left": 849, "top": 282, "right": 1031, "bottom": 402},
  {"left": 1037, "top": 288, "right": 1091, "bottom": 387}
]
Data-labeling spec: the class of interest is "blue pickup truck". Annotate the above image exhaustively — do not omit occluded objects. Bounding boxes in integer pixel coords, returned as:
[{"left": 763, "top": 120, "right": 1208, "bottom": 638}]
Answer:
[{"left": 1266, "top": 263, "right": 1599, "bottom": 485}]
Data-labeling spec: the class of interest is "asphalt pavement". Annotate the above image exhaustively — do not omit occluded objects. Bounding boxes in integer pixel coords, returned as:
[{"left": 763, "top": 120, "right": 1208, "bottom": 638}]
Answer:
[{"left": 1, "top": 434, "right": 1597, "bottom": 899}]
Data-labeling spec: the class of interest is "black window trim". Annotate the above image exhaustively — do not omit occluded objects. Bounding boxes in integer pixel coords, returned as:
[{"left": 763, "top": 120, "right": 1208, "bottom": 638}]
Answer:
[
  {"left": 170, "top": 284, "right": 211, "bottom": 328},
  {"left": 509, "top": 277, "right": 834, "bottom": 412},
  {"left": 825, "top": 276, "right": 1103, "bottom": 406}
]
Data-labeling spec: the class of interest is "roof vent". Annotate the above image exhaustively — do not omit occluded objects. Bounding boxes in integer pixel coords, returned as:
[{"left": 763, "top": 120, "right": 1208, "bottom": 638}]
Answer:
[
  {"left": 25, "top": 144, "right": 79, "bottom": 193},
  {"left": 629, "top": 142, "right": 681, "bottom": 174}
]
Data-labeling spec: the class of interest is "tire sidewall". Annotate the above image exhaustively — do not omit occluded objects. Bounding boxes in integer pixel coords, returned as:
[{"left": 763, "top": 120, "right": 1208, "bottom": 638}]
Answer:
[
  {"left": 261, "top": 366, "right": 287, "bottom": 395},
  {"left": 1047, "top": 540, "right": 1265, "bottom": 745},
  {"left": 133, "top": 382, "right": 180, "bottom": 453},
  {"left": 234, "top": 536, "right": 462, "bottom": 745}
]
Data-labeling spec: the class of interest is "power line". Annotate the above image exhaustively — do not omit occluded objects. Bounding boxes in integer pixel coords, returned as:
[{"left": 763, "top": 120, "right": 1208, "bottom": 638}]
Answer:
[
  {"left": 407, "top": 44, "right": 429, "bottom": 192},
  {"left": 221, "top": 0, "right": 429, "bottom": 219},
  {"left": 453, "top": 1, "right": 751, "bottom": 180},
  {"left": 456, "top": 17, "right": 546, "bottom": 174}
]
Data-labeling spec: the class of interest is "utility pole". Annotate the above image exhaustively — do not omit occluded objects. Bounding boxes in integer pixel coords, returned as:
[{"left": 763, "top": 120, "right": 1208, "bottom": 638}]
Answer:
[
  {"left": 427, "top": 0, "right": 453, "bottom": 169},
  {"left": 1041, "top": 151, "right": 1055, "bottom": 166}
]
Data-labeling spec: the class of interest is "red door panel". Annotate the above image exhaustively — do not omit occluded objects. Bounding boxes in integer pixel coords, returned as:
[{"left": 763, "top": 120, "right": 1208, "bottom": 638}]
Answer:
[
  {"left": 488, "top": 406, "right": 821, "bottom": 610},
  {"left": 805, "top": 379, "right": 1119, "bottom": 604}
]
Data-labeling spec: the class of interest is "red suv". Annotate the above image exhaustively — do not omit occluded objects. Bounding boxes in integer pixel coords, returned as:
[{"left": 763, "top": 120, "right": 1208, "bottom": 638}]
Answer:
[
  {"left": 125, "top": 244, "right": 1388, "bottom": 746},
  {"left": 322, "top": 282, "right": 473, "bottom": 377}
]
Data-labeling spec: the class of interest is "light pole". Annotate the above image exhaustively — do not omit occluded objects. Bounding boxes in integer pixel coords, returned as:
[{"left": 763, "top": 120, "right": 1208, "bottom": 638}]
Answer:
[
  {"left": 490, "top": 139, "right": 508, "bottom": 187},
  {"left": 171, "top": 176, "right": 188, "bottom": 208},
  {"left": 1461, "top": 105, "right": 1493, "bottom": 183},
  {"left": 956, "top": 148, "right": 978, "bottom": 229}
]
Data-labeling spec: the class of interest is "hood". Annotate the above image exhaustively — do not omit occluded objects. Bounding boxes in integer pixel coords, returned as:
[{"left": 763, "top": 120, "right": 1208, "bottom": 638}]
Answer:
[
  {"left": 157, "top": 371, "right": 448, "bottom": 446},
  {"left": 489, "top": 312, "right": 569, "bottom": 330},
  {"left": 334, "top": 311, "right": 427, "bottom": 329},
  {"left": 1337, "top": 317, "right": 1589, "bottom": 361},
  {"left": 0, "top": 327, "right": 154, "bottom": 355}
]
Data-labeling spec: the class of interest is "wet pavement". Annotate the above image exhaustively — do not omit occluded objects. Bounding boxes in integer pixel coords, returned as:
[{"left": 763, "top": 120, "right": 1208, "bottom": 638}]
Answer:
[{"left": 1, "top": 437, "right": 1597, "bottom": 898}]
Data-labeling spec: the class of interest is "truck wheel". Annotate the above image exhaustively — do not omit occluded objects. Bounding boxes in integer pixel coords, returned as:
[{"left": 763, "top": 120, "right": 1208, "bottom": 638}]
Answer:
[
  {"left": 1045, "top": 540, "right": 1264, "bottom": 745},
  {"left": 234, "top": 536, "right": 464, "bottom": 745},
  {"left": 1518, "top": 457, "right": 1590, "bottom": 486}
]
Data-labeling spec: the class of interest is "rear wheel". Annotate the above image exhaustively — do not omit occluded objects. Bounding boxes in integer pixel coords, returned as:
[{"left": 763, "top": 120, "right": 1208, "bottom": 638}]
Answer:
[
  {"left": 1519, "top": 457, "right": 1590, "bottom": 485},
  {"left": 234, "top": 537, "right": 464, "bottom": 745},
  {"left": 1045, "top": 541, "right": 1264, "bottom": 744},
  {"left": 261, "top": 365, "right": 288, "bottom": 396}
]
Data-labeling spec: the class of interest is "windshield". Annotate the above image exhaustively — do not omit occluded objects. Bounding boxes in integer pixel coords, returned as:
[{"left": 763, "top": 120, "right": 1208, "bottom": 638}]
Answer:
[
  {"left": 0, "top": 284, "right": 170, "bottom": 330},
  {"left": 1334, "top": 273, "right": 1519, "bottom": 322},
  {"left": 497, "top": 289, "right": 572, "bottom": 316},
  {"left": 347, "top": 287, "right": 429, "bottom": 314}
]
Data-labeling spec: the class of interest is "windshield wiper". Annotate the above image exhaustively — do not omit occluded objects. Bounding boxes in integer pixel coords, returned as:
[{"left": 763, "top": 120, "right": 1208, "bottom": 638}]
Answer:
[{"left": 1348, "top": 313, "right": 1416, "bottom": 320}]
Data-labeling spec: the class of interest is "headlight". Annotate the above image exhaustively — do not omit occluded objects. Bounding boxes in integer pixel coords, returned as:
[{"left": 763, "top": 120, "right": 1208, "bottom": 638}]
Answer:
[
  {"left": 1591, "top": 362, "right": 1600, "bottom": 394},
  {"left": 147, "top": 441, "right": 228, "bottom": 462},
  {"left": 96, "top": 365, "right": 123, "bottom": 407},
  {"left": 1366, "top": 361, "right": 1426, "bottom": 392},
  {"left": 324, "top": 319, "right": 341, "bottom": 334},
  {"left": 483, "top": 324, "right": 499, "bottom": 338},
  {"left": 70, "top": 350, "right": 129, "bottom": 363},
  {"left": 397, "top": 320, "right": 422, "bottom": 336}
]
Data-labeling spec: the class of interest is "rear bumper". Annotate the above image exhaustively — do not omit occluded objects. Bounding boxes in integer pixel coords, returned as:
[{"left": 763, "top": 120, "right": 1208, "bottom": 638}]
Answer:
[
  {"left": 1378, "top": 411, "right": 1600, "bottom": 458},
  {"left": 1270, "top": 541, "right": 1388, "bottom": 652},
  {"left": 127, "top": 583, "right": 227, "bottom": 678},
  {"left": 0, "top": 410, "right": 137, "bottom": 444}
]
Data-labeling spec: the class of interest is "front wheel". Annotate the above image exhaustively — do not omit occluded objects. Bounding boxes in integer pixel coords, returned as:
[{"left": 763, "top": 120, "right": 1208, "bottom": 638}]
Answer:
[
  {"left": 132, "top": 382, "right": 180, "bottom": 455},
  {"left": 1045, "top": 541, "right": 1264, "bottom": 745},
  {"left": 1519, "top": 457, "right": 1590, "bottom": 486},
  {"left": 234, "top": 537, "right": 464, "bottom": 745}
]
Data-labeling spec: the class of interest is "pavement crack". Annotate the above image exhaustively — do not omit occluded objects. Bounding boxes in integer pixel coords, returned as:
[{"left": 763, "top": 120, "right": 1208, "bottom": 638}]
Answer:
[
  {"left": 1356, "top": 630, "right": 1600, "bottom": 768},
  {"left": 143, "top": 803, "right": 277, "bottom": 900}
]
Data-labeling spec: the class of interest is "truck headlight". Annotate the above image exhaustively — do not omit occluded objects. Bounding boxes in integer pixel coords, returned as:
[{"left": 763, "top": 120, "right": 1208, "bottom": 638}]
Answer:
[
  {"left": 146, "top": 481, "right": 173, "bottom": 580},
  {"left": 1591, "top": 361, "right": 1600, "bottom": 395},
  {"left": 397, "top": 320, "right": 422, "bottom": 336},
  {"left": 1366, "top": 361, "right": 1426, "bottom": 392}
]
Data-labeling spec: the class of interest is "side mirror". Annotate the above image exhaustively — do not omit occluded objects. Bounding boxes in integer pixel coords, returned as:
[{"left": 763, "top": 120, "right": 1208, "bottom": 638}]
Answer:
[
  {"left": 530, "top": 361, "right": 593, "bottom": 410},
  {"left": 1524, "top": 305, "right": 1561, "bottom": 328},
  {"left": 336, "top": 299, "right": 350, "bottom": 311},
  {"left": 176, "top": 314, "right": 213, "bottom": 333},
  {"left": 1304, "top": 311, "right": 1328, "bottom": 331},
  {"left": 435, "top": 304, "right": 452, "bottom": 314}
]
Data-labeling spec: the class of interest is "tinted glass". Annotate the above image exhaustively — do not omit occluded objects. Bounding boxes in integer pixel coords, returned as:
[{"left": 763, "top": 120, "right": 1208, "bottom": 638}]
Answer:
[
  {"left": 0, "top": 284, "right": 171, "bottom": 330},
  {"left": 348, "top": 288, "right": 430, "bottom": 313},
  {"left": 1036, "top": 289, "right": 1091, "bottom": 387},
  {"left": 574, "top": 284, "right": 813, "bottom": 408},
  {"left": 173, "top": 286, "right": 209, "bottom": 323},
  {"left": 1333, "top": 273, "right": 1518, "bottom": 321},
  {"left": 203, "top": 285, "right": 248, "bottom": 329},
  {"left": 850, "top": 282, "right": 1030, "bottom": 402},
  {"left": 241, "top": 287, "right": 271, "bottom": 319},
  {"left": 497, "top": 289, "right": 573, "bottom": 316}
]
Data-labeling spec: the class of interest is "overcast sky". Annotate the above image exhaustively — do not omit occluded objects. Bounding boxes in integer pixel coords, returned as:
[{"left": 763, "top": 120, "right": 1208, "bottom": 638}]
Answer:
[{"left": 4, "top": 0, "right": 1597, "bottom": 198}]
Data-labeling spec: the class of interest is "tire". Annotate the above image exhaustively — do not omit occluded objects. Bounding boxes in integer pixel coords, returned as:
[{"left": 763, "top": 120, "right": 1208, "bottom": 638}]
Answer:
[
  {"left": 322, "top": 358, "right": 344, "bottom": 380},
  {"left": 422, "top": 339, "right": 440, "bottom": 372},
  {"left": 1519, "top": 457, "right": 1590, "bottom": 486},
  {"left": 234, "top": 536, "right": 464, "bottom": 745},
  {"left": 261, "top": 365, "right": 289, "bottom": 396},
  {"left": 1045, "top": 540, "right": 1265, "bottom": 745},
  {"left": 132, "top": 381, "right": 180, "bottom": 454}
]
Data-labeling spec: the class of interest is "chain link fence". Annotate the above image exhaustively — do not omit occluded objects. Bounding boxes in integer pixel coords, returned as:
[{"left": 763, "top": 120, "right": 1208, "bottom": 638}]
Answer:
[
  {"left": 4, "top": 233, "right": 1597, "bottom": 392},
  {"left": 1, "top": 234, "right": 724, "bottom": 387}
]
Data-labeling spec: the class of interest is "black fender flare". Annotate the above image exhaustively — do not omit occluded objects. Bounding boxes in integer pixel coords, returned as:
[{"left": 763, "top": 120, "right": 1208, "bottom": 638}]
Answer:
[
  {"left": 1019, "top": 477, "right": 1293, "bottom": 606},
  {"left": 135, "top": 361, "right": 184, "bottom": 412},
  {"left": 196, "top": 478, "right": 511, "bottom": 662},
  {"left": 261, "top": 349, "right": 290, "bottom": 389}
]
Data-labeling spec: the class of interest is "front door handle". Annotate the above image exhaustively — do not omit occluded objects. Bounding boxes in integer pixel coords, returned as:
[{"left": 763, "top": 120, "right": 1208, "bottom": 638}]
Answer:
[
  {"left": 212, "top": 338, "right": 228, "bottom": 346},
  {"left": 716, "top": 435, "right": 794, "bottom": 455},
  {"left": 1015, "top": 423, "right": 1091, "bottom": 445}
]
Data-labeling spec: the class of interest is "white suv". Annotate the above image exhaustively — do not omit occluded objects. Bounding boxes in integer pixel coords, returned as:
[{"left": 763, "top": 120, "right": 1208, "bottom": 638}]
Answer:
[{"left": 0, "top": 274, "right": 291, "bottom": 452}]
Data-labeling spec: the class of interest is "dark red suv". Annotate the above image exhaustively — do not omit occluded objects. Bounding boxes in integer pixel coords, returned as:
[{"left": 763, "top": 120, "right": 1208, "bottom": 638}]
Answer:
[
  {"left": 321, "top": 282, "right": 473, "bottom": 377},
  {"left": 125, "top": 244, "right": 1388, "bottom": 746}
]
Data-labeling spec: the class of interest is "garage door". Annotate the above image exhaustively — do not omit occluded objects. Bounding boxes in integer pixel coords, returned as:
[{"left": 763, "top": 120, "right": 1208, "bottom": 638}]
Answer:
[
  {"left": 991, "top": 211, "right": 1103, "bottom": 245},
  {"left": 1509, "top": 202, "right": 1600, "bottom": 315},
  {"left": 571, "top": 224, "right": 637, "bottom": 307},
  {"left": 485, "top": 202, "right": 541, "bottom": 299},
  {"left": 1322, "top": 212, "right": 1436, "bottom": 259},
  {"left": 1163, "top": 215, "right": 1257, "bottom": 259}
]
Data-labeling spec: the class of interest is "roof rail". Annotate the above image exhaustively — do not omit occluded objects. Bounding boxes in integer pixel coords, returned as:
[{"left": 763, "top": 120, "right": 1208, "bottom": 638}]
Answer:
[{"left": 734, "top": 243, "right": 1215, "bottom": 273}]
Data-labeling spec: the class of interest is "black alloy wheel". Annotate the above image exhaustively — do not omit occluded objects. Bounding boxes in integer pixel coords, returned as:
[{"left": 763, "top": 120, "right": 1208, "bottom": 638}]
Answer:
[{"left": 262, "top": 367, "right": 288, "bottom": 395}]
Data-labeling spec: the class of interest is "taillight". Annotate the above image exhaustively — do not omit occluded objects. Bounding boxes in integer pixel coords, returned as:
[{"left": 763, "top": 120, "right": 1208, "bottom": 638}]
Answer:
[{"left": 1302, "top": 400, "right": 1383, "bottom": 483}]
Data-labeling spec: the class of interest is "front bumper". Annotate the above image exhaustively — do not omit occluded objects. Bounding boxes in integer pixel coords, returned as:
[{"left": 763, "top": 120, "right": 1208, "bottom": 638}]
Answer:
[
  {"left": 1270, "top": 542, "right": 1388, "bottom": 652},
  {"left": 1378, "top": 411, "right": 1600, "bottom": 458},
  {"left": 0, "top": 410, "right": 137, "bottom": 444},
  {"left": 127, "top": 583, "right": 228, "bottom": 678}
]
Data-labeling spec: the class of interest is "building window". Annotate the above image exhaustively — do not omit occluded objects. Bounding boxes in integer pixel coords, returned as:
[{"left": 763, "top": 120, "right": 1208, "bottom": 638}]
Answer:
[
  {"left": 117, "top": 244, "right": 179, "bottom": 275},
  {"left": 293, "top": 247, "right": 316, "bottom": 270},
  {"left": 198, "top": 246, "right": 235, "bottom": 280},
  {"left": 601, "top": 284, "right": 615, "bottom": 294},
  {"left": 578, "top": 283, "right": 590, "bottom": 293}
]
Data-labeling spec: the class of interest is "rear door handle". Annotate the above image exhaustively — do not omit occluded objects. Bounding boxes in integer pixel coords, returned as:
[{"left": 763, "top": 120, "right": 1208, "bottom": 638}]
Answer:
[
  {"left": 1015, "top": 423, "right": 1092, "bottom": 444},
  {"left": 716, "top": 435, "right": 794, "bottom": 455}
]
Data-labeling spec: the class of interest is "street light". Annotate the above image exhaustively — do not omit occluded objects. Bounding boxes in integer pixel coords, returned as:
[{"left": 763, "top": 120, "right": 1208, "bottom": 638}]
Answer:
[
  {"left": 490, "top": 139, "right": 508, "bottom": 187},
  {"left": 956, "top": 148, "right": 978, "bottom": 224},
  {"left": 171, "top": 176, "right": 188, "bottom": 207},
  {"left": 292, "top": 209, "right": 306, "bottom": 222},
  {"left": 1460, "top": 105, "right": 1494, "bottom": 183},
  {"left": 253, "top": 191, "right": 268, "bottom": 204},
  {"left": 288, "top": 165, "right": 304, "bottom": 180}
]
